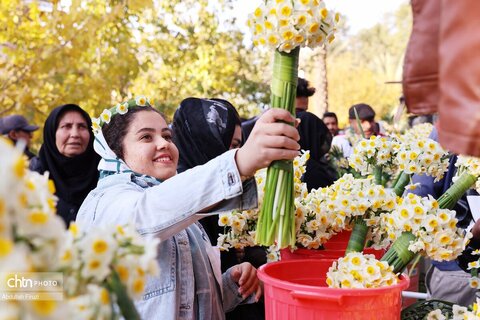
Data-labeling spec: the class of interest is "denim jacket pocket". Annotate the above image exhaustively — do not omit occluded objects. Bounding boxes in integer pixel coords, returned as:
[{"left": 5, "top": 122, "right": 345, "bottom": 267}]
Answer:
[{"left": 142, "top": 238, "right": 176, "bottom": 300}]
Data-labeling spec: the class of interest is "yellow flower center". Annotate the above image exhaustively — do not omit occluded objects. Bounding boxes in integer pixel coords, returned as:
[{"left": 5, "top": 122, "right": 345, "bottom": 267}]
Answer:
[
  {"left": 28, "top": 211, "right": 49, "bottom": 225},
  {"left": 133, "top": 278, "right": 145, "bottom": 294},
  {"left": 100, "top": 288, "right": 110, "bottom": 305},
  {"left": 0, "top": 238, "right": 13, "bottom": 257},
  {"left": 282, "top": 30, "right": 294, "bottom": 40},
  {"left": 0, "top": 199, "right": 5, "bottom": 216},
  {"left": 280, "top": 6, "right": 292, "bottom": 17},
  {"left": 321, "top": 8, "right": 328, "bottom": 19},
  {"left": 92, "top": 240, "right": 108, "bottom": 254},
  {"left": 414, "top": 206, "right": 424, "bottom": 215},
  {"left": 308, "top": 22, "right": 319, "bottom": 33},
  {"left": 32, "top": 299, "right": 57, "bottom": 316},
  {"left": 89, "top": 260, "right": 101, "bottom": 270},
  {"left": 351, "top": 257, "right": 361, "bottom": 266},
  {"left": 69, "top": 223, "right": 79, "bottom": 237},
  {"left": 13, "top": 156, "right": 26, "bottom": 178},
  {"left": 61, "top": 250, "right": 72, "bottom": 262}
]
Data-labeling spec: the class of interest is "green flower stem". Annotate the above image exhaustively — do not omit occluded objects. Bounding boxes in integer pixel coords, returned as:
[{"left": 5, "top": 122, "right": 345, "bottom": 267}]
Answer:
[
  {"left": 438, "top": 172, "right": 477, "bottom": 209},
  {"left": 107, "top": 270, "right": 141, "bottom": 320},
  {"left": 373, "top": 166, "right": 383, "bottom": 186},
  {"left": 345, "top": 218, "right": 369, "bottom": 254},
  {"left": 256, "top": 47, "right": 299, "bottom": 248},
  {"left": 392, "top": 171, "right": 412, "bottom": 197},
  {"left": 282, "top": 170, "right": 295, "bottom": 247},
  {"left": 381, "top": 231, "right": 417, "bottom": 273},
  {"left": 353, "top": 107, "right": 366, "bottom": 139},
  {"left": 258, "top": 166, "right": 278, "bottom": 242}
]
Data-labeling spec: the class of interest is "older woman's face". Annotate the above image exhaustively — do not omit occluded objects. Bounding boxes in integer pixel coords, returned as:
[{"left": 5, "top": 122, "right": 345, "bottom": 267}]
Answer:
[{"left": 55, "top": 110, "right": 90, "bottom": 157}]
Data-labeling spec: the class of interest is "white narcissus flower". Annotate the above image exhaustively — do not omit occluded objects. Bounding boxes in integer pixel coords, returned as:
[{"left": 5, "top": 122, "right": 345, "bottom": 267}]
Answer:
[
  {"left": 92, "top": 117, "right": 101, "bottom": 133},
  {"left": 426, "top": 309, "right": 446, "bottom": 320},
  {"left": 469, "top": 276, "right": 480, "bottom": 289},
  {"left": 68, "top": 284, "right": 113, "bottom": 320},
  {"left": 100, "top": 109, "right": 112, "bottom": 124},
  {"left": 82, "top": 255, "right": 111, "bottom": 281},
  {"left": 135, "top": 95, "right": 148, "bottom": 106},
  {"left": 116, "top": 102, "right": 129, "bottom": 115},
  {"left": 80, "top": 228, "right": 117, "bottom": 261},
  {"left": 23, "top": 297, "right": 70, "bottom": 320}
]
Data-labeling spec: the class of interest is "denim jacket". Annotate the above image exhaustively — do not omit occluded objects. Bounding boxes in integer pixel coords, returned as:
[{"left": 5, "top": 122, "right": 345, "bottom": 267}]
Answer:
[{"left": 76, "top": 150, "right": 258, "bottom": 320}]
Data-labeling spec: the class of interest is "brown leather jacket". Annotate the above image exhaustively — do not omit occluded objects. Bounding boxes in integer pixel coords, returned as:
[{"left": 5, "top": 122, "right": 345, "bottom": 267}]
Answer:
[{"left": 403, "top": 0, "right": 480, "bottom": 157}]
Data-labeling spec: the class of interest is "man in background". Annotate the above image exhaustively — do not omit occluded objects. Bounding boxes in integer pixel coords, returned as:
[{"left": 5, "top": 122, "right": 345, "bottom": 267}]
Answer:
[
  {"left": 331, "top": 103, "right": 380, "bottom": 158},
  {"left": 0, "top": 114, "right": 39, "bottom": 159},
  {"left": 347, "top": 103, "right": 380, "bottom": 139},
  {"left": 322, "top": 111, "right": 340, "bottom": 137}
]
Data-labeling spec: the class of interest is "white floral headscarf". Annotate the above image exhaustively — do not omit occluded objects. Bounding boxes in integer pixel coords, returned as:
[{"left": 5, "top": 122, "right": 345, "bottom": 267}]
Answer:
[{"left": 94, "top": 130, "right": 132, "bottom": 176}]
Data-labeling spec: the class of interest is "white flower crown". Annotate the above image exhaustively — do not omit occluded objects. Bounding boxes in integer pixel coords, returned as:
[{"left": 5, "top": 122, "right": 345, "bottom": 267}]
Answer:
[{"left": 92, "top": 95, "right": 153, "bottom": 135}]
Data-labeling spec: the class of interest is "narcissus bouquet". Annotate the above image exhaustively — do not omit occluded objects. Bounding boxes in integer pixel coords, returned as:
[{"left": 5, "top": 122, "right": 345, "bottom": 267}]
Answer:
[
  {"left": 59, "top": 223, "right": 159, "bottom": 320},
  {"left": 315, "top": 174, "right": 398, "bottom": 253},
  {"left": 294, "top": 189, "right": 339, "bottom": 250},
  {"left": 0, "top": 137, "right": 158, "bottom": 320},
  {"left": 250, "top": 0, "right": 338, "bottom": 248},
  {"left": 248, "top": 0, "right": 338, "bottom": 52},
  {"left": 391, "top": 136, "right": 449, "bottom": 196},
  {"left": 349, "top": 135, "right": 449, "bottom": 196},
  {"left": 219, "top": 152, "right": 309, "bottom": 250},
  {"left": 349, "top": 136, "right": 400, "bottom": 185},
  {"left": 382, "top": 193, "right": 471, "bottom": 273},
  {"left": 401, "top": 123, "right": 434, "bottom": 141},
  {"left": 326, "top": 252, "right": 398, "bottom": 289}
]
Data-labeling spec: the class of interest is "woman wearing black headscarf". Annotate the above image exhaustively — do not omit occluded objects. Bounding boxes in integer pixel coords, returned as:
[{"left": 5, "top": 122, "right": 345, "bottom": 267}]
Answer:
[
  {"left": 29, "top": 104, "right": 100, "bottom": 226},
  {"left": 172, "top": 97, "right": 265, "bottom": 320},
  {"left": 173, "top": 98, "right": 244, "bottom": 249},
  {"left": 296, "top": 78, "right": 337, "bottom": 191}
]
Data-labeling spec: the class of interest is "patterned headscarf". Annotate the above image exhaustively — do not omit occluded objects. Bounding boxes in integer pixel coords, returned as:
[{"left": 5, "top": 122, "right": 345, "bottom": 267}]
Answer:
[{"left": 172, "top": 97, "right": 242, "bottom": 174}]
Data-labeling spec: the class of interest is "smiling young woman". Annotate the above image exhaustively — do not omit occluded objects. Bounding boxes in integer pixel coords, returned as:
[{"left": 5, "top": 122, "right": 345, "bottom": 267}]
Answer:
[{"left": 76, "top": 97, "right": 300, "bottom": 320}]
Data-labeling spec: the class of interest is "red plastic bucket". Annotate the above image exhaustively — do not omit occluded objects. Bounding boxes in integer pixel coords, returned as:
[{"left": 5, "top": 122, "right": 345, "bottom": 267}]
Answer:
[
  {"left": 280, "top": 247, "right": 385, "bottom": 260},
  {"left": 258, "top": 259, "right": 409, "bottom": 320},
  {"left": 323, "top": 230, "right": 352, "bottom": 249}
]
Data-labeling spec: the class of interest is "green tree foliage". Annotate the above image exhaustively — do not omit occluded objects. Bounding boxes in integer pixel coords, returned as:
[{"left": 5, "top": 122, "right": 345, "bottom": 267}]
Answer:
[
  {"left": 0, "top": 0, "right": 269, "bottom": 152},
  {"left": 130, "top": 0, "right": 270, "bottom": 118},
  {"left": 0, "top": 0, "right": 146, "bottom": 125},
  {"left": 1, "top": 0, "right": 412, "bottom": 147},
  {"left": 325, "top": 3, "right": 412, "bottom": 127}
]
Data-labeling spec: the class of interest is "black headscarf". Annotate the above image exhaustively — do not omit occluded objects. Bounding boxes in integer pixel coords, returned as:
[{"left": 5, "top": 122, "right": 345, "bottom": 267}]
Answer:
[
  {"left": 34, "top": 104, "right": 100, "bottom": 224},
  {"left": 172, "top": 97, "right": 241, "bottom": 250},
  {"left": 296, "top": 109, "right": 337, "bottom": 191},
  {"left": 172, "top": 97, "right": 242, "bottom": 174}
]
